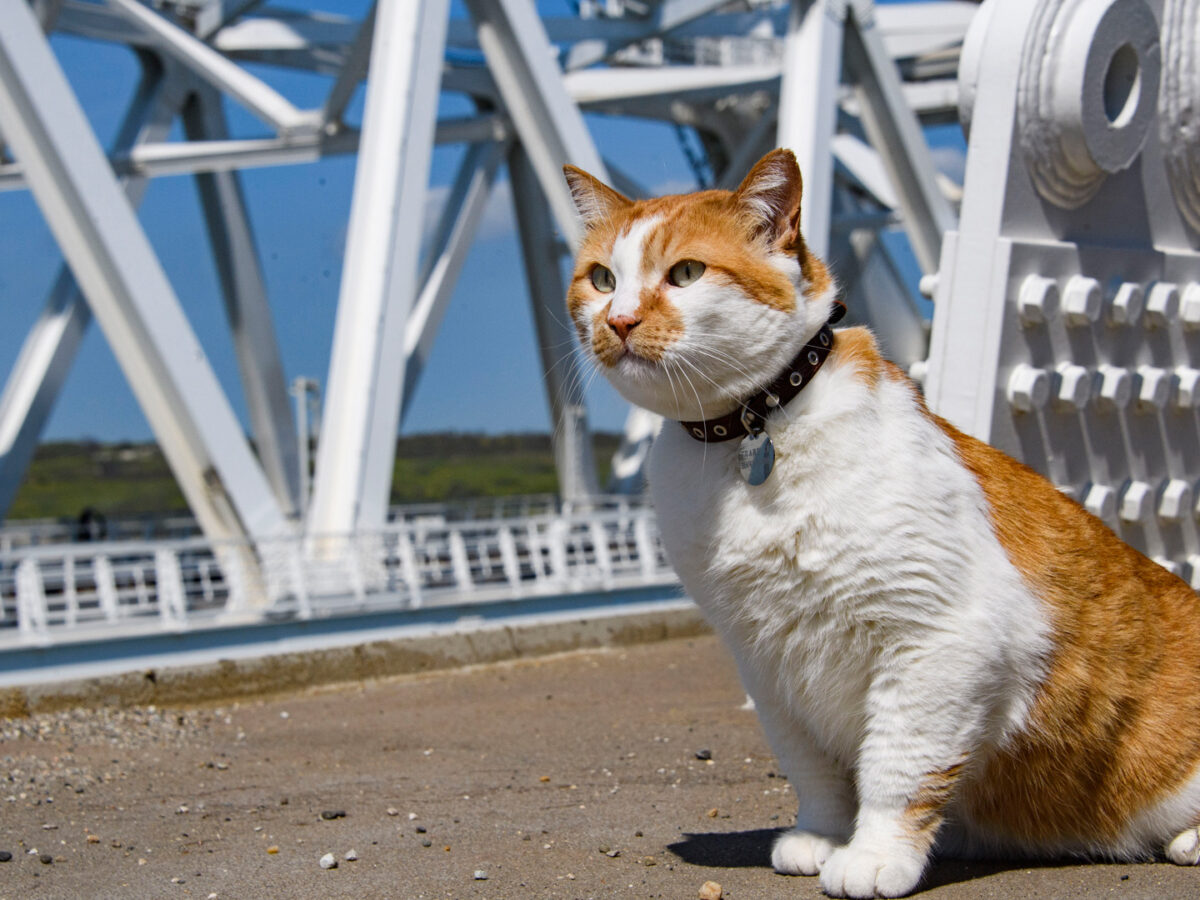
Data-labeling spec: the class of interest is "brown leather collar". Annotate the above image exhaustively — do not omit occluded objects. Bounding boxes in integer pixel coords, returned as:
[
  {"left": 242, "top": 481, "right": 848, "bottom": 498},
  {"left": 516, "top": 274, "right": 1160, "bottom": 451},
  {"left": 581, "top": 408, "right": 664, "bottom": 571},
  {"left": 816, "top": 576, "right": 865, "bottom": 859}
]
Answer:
[{"left": 679, "top": 303, "right": 846, "bottom": 443}]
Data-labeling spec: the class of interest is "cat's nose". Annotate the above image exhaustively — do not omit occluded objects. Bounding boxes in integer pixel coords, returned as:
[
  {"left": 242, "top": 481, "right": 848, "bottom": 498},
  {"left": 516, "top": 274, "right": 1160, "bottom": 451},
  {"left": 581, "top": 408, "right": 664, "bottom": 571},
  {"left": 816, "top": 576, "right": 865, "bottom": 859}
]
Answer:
[{"left": 607, "top": 314, "right": 640, "bottom": 342}]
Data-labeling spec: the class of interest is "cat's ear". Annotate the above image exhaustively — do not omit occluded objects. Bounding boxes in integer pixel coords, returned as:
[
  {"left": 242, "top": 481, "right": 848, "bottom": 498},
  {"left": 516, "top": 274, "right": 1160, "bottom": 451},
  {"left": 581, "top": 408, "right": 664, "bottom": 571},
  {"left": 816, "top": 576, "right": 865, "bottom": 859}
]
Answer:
[
  {"left": 563, "top": 166, "right": 631, "bottom": 230},
  {"left": 733, "top": 149, "right": 804, "bottom": 248}
]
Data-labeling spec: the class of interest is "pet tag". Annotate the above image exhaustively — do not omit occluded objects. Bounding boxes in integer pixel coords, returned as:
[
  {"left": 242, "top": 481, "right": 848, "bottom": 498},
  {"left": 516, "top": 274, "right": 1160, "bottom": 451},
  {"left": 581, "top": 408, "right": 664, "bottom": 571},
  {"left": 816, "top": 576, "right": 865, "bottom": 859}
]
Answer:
[{"left": 737, "top": 431, "right": 775, "bottom": 486}]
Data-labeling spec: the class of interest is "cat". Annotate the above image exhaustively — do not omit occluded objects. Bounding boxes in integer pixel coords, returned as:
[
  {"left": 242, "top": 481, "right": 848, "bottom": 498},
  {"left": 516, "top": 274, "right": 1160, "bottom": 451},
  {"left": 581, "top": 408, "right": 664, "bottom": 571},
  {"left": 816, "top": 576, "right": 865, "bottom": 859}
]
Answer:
[{"left": 562, "top": 148, "right": 1200, "bottom": 898}]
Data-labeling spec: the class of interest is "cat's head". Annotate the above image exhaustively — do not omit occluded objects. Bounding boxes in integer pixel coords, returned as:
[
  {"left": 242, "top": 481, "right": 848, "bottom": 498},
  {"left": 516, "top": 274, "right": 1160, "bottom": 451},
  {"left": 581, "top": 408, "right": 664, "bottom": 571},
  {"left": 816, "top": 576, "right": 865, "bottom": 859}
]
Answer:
[{"left": 563, "top": 149, "right": 837, "bottom": 422}]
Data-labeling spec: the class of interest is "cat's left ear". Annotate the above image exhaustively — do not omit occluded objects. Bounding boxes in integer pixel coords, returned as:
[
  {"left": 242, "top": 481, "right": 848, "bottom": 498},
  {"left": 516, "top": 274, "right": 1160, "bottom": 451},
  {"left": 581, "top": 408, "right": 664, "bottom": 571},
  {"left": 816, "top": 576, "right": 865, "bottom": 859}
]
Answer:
[
  {"left": 563, "top": 166, "right": 632, "bottom": 230},
  {"left": 734, "top": 149, "right": 803, "bottom": 249}
]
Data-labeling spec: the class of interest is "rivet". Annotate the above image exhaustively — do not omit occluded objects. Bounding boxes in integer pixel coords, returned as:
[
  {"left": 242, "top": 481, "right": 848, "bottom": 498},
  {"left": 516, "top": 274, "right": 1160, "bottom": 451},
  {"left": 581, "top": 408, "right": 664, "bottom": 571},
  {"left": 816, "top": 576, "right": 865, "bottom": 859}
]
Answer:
[
  {"left": 790, "top": 372, "right": 803, "bottom": 387},
  {"left": 1055, "top": 363, "right": 1091, "bottom": 410},
  {"left": 691, "top": 427, "right": 704, "bottom": 439},
  {"left": 1007, "top": 364, "right": 1050, "bottom": 412},
  {"left": 1084, "top": 483, "right": 1117, "bottom": 520},
  {"left": 1062, "top": 276, "right": 1101, "bottom": 327},
  {"left": 764, "top": 394, "right": 780, "bottom": 408},
  {"left": 820, "top": 332, "right": 830, "bottom": 346},
  {"left": 1119, "top": 480, "right": 1153, "bottom": 523},
  {"left": 1136, "top": 366, "right": 1169, "bottom": 412},
  {"left": 807, "top": 350, "right": 820, "bottom": 366},
  {"left": 1159, "top": 479, "right": 1193, "bottom": 524},
  {"left": 1018, "top": 275, "right": 1059, "bottom": 326},
  {"left": 713, "top": 425, "right": 727, "bottom": 437},
  {"left": 1145, "top": 282, "right": 1180, "bottom": 328}
]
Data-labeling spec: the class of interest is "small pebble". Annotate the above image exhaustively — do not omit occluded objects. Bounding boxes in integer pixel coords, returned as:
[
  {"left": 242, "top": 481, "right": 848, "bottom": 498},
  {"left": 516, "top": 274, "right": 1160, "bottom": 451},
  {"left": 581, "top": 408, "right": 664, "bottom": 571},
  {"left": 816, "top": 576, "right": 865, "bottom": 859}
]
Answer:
[
  {"left": 39, "top": 853, "right": 53, "bottom": 865},
  {"left": 415, "top": 826, "right": 427, "bottom": 834},
  {"left": 0, "top": 851, "right": 11, "bottom": 862},
  {"left": 344, "top": 850, "right": 358, "bottom": 862},
  {"left": 386, "top": 807, "right": 399, "bottom": 816},
  {"left": 695, "top": 749, "right": 713, "bottom": 761},
  {"left": 320, "top": 810, "right": 346, "bottom": 821},
  {"left": 421, "top": 840, "right": 432, "bottom": 848},
  {"left": 473, "top": 870, "right": 488, "bottom": 880},
  {"left": 171, "top": 876, "right": 184, "bottom": 884},
  {"left": 606, "top": 849, "right": 621, "bottom": 858},
  {"left": 699, "top": 880, "right": 723, "bottom": 900},
  {"left": 707, "top": 808, "right": 719, "bottom": 818},
  {"left": 266, "top": 846, "right": 279, "bottom": 855},
  {"left": 87, "top": 835, "right": 100, "bottom": 844},
  {"left": 319, "top": 852, "right": 337, "bottom": 870},
  {"left": 641, "top": 856, "right": 657, "bottom": 866}
]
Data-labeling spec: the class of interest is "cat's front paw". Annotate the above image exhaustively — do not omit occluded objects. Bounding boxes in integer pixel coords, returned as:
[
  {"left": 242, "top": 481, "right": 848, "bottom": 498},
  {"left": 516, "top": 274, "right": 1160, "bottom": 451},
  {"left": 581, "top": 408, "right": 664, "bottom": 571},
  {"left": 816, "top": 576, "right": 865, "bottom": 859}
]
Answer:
[
  {"left": 771, "top": 829, "right": 836, "bottom": 876},
  {"left": 818, "top": 842, "right": 925, "bottom": 898}
]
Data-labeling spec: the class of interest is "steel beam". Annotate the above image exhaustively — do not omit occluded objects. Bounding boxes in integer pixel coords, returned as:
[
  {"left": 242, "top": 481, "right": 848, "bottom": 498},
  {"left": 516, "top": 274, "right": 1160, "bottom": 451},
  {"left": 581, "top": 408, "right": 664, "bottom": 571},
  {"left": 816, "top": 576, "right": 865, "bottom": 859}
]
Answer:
[
  {"left": 464, "top": 0, "right": 608, "bottom": 248},
  {"left": 0, "top": 0, "right": 288, "bottom": 543},
  {"left": 320, "top": 1, "right": 376, "bottom": 129},
  {"left": 508, "top": 144, "right": 599, "bottom": 503},
  {"left": 182, "top": 83, "right": 302, "bottom": 519},
  {"left": 107, "top": 0, "right": 317, "bottom": 136},
  {"left": 776, "top": 0, "right": 843, "bottom": 260},
  {"left": 842, "top": 0, "right": 957, "bottom": 273},
  {"left": 307, "top": 0, "right": 449, "bottom": 536},
  {"left": 0, "top": 53, "right": 182, "bottom": 522},
  {"left": 401, "top": 139, "right": 506, "bottom": 420}
]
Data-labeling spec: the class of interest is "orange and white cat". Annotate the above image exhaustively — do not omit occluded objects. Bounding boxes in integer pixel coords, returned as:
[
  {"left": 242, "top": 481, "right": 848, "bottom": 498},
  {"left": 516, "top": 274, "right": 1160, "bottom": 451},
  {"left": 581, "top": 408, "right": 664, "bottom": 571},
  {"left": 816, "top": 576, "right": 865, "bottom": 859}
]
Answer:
[{"left": 563, "top": 149, "right": 1200, "bottom": 898}]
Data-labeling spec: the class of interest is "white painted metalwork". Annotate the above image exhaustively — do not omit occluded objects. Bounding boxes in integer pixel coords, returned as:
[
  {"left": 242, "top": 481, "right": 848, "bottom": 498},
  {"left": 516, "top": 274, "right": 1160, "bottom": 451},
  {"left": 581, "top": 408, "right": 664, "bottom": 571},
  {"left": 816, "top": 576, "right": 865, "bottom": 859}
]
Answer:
[
  {"left": 0, "top": 501, "right": 674, "bottom": 648},
  {"left": 925, "top": 0, "right": 1200, "bottom": 579},
  {"left": 0, "top": 0, "right": 289, "bottom": 547},
  {"left": 1, "top": 0, "right": 972, "bottom": 541}
]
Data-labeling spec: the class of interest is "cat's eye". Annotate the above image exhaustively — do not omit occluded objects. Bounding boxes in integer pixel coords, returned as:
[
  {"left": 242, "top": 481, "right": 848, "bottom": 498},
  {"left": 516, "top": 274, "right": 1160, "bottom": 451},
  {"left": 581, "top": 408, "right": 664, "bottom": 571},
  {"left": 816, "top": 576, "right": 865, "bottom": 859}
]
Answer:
[
  {"left": 668, "top": 259, "right": 705, "bottom": 287},
  {"left": 590, "top": 265, "right": 616, "bottom": 293}
]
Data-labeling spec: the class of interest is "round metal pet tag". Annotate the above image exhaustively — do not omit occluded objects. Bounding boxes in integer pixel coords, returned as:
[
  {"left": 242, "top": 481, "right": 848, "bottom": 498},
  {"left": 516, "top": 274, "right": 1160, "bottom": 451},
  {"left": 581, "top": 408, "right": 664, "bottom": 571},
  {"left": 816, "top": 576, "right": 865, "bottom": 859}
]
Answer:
[{"left": 737, "top": 432, "right": 775, "bottom": 485}]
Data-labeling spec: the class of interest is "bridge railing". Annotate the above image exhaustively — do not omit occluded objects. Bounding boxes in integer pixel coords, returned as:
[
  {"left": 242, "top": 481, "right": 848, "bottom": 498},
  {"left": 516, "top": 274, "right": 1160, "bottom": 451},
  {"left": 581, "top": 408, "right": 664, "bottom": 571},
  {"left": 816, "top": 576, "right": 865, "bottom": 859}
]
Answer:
[{"left": 0, "top": 504, "right": 676, "bottom": 647}]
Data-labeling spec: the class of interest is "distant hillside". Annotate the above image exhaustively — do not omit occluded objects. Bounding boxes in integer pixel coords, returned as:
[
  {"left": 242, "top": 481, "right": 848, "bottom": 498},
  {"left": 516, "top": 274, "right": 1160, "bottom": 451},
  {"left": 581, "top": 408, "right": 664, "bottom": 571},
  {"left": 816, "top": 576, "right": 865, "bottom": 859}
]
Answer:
[{"left": 6, "top": 432, "right": 625, "bottom": 521}]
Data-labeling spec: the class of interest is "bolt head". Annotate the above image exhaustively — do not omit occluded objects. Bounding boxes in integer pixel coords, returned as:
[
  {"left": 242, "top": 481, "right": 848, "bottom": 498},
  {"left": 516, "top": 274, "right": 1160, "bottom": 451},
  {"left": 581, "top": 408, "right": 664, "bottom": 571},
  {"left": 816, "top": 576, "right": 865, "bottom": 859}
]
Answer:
[
  {"left": 1110, "top": 282, "right": 1143, "bottom": 326},
  {"left": 1063, "top": 276, "right": 1101, "bottom": 326},
  {"left": 1007, "top": 365, "right": 1049, "bottom": 412},
  {"left": 1119, "top": 480, "right": 1153, "bottom": 523}
]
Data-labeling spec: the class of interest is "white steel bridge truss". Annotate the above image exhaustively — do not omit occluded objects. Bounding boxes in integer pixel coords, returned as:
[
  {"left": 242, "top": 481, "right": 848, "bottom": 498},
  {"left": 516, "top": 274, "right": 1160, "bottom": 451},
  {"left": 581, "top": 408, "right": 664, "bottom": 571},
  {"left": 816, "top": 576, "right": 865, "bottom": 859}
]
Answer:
[{"left": 0, "top": 0, "right": 969, "bottom": 553}]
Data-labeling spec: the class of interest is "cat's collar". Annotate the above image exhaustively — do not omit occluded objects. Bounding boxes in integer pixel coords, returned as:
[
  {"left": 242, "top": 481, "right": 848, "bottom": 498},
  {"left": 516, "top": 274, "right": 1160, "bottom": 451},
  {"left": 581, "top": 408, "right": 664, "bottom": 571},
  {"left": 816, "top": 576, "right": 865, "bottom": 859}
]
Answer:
[{"left": 679, "top": 302, "right": 847, "bottom": 443}]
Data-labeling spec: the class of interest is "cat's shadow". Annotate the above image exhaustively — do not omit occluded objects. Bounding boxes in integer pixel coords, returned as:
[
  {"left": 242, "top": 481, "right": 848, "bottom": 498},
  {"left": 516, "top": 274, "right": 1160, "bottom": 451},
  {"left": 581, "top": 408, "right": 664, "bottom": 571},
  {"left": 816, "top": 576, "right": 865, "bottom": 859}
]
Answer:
[{"left": 666, "top": 829, "right": 1069, "bottom": 889}]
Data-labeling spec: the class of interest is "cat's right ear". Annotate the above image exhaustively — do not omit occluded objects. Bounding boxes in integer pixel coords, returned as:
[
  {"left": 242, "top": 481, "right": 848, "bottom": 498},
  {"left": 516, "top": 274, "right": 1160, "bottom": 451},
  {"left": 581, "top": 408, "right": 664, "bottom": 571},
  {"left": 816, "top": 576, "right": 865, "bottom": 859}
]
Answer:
[{"left": 563, "top": 166, "right": 631, "bottom": 230}]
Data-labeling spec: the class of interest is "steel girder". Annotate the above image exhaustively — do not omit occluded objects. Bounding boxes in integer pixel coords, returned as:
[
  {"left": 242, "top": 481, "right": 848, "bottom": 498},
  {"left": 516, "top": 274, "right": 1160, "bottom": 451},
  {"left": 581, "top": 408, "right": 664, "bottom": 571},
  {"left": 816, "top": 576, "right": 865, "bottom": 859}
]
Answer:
[{"left": 0, "top": 0, "right": 973, "bottom": 545}]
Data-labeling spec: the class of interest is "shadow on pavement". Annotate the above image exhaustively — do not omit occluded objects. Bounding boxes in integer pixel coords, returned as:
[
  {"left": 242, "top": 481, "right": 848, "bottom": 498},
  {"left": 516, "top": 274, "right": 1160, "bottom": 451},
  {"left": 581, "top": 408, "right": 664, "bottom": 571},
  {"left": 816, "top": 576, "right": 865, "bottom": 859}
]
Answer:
[
  {"left": 669, "top": 830, "right": 1089, "bottom": 893},
  {"left": 669, "top": 828, "right": 783, "bottom": 868}
]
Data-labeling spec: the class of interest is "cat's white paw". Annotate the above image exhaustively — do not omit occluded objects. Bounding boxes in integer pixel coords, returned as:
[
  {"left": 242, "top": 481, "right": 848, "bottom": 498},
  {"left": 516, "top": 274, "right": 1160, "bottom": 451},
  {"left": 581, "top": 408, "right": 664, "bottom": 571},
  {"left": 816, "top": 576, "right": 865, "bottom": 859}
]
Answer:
[
  {"left": 818, "top": 842, "right": 925, "bottom": 898},
  {"left": 771, "top": 829, "right": 836, "bottom": 876},
  {"left": 1166, "top": 826, "right": 1200, "bottom": 864}
]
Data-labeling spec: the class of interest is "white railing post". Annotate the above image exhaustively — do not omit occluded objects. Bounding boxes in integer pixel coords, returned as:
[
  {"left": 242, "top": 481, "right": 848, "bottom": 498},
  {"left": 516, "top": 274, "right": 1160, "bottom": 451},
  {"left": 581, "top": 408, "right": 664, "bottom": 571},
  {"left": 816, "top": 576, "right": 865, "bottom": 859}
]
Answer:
[
  {"left": 634, "top": 513, "right": 657, "bottom": 580},
  {"left": 548, "top": 518, "right": 569, "bottom": 589},
  {"left": 498, "top": 525, "right": 521, "bottom": 589},
  {"left": 395, "top": 528, "right": 423, "bottom": 608},
  {"left": 63, "top": 554, "right": 77, "bottom": 626},
  {"left": 95, "top": 554, "right": 119, "bottom": 622},
  {"left": 15, "top": 557, "right": 48, "bottom": 640},
  {"left": 448, "top": 529, "right": 473, "bottom": 592},
  {"left": 590, "top": 518, "right": 612, "bottom": 586},
  {"left": 155, "top": 548, "right": 186, "bottom": 629}
]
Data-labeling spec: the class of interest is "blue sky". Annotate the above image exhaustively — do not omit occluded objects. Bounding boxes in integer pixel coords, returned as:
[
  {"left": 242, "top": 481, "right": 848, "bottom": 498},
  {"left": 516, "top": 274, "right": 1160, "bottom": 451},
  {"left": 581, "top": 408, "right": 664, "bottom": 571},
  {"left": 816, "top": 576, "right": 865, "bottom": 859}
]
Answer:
[{"left": 0, "top": 0, "right": 958, "bottom": 444}]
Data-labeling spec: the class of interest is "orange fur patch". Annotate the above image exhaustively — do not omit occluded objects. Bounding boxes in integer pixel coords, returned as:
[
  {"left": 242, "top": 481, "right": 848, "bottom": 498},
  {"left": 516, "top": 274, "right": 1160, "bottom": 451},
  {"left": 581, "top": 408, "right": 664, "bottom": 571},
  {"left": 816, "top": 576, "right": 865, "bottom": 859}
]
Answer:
[
  {"left": 830, "top": 327, "right": 884, "bottom": 386},
  {"left": 904, "top": 763, "right": 966, "bottom": 854},
  {"left": 933, "top": 418, "right": 1200, "bottom": 847}
]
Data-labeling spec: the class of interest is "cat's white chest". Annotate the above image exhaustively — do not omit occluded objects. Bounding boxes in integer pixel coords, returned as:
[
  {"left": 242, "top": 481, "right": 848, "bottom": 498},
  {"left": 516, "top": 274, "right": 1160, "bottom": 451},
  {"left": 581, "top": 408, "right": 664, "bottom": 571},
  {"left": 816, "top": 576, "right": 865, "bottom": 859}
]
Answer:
[{"left": 644, "top": 372, "right": 1041, "bottom": 764}]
